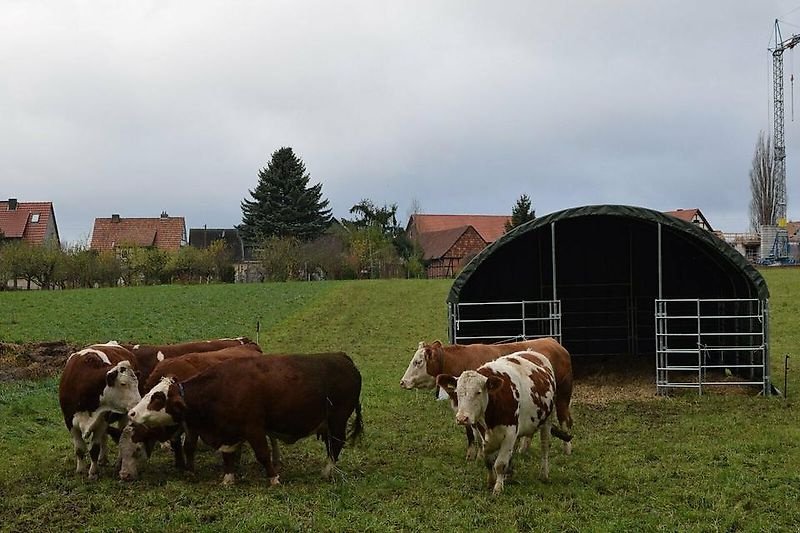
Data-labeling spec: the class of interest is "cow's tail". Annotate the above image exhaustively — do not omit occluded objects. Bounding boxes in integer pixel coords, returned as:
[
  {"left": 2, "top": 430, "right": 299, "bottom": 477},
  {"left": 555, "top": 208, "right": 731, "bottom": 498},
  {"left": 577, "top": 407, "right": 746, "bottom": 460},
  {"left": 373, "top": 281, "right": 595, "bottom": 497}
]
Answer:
[{"left": 347, "top": 402, "right": 364, "bottom": 446}]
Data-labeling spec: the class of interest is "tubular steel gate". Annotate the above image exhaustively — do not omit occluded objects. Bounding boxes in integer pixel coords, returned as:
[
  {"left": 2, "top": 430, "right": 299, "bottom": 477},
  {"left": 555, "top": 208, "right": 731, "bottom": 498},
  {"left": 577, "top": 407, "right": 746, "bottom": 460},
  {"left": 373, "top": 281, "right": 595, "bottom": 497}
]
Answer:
[
  {"left": 655, "top": 298, "right": 770, "bottom": 395},
  {"left": 449, "top": 300, "right": 562, "bottom": 345}
]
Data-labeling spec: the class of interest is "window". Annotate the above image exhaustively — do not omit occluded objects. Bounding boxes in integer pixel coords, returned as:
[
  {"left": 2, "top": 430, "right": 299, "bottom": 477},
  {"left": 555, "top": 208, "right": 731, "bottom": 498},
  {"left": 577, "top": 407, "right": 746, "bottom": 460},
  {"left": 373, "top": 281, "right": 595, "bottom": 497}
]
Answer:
[{"left": 30, "top": 213, "right": 40, "bottom": 223}]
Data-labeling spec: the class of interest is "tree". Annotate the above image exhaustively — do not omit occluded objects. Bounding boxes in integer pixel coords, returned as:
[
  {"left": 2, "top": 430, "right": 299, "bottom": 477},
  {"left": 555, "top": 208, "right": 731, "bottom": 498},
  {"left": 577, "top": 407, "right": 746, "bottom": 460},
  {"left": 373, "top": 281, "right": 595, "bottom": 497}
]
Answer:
[
  {"left": 750, "top": 131, "right": 779, "bottom": 231},
  {"left": 505, "top": 194, "right": 536, "bottom": 232},
  {"left": 239, "top": 147, "right": 332, "bottom": 243}
]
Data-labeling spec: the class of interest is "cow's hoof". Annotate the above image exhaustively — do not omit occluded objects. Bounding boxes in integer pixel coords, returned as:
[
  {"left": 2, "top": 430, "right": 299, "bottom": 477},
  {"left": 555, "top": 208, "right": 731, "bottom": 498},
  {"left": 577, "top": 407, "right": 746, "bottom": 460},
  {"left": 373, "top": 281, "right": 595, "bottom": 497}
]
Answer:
[
  {"left": 465, "top": 448, "right": 476, "bottom": 461},
  {"left": 87, "top": 472, "right": 99, "bottom": 481},
  {"left": 564, "top": 442, "right": 573, "bottom": 456},
  {"left": 269, "top": 476, "right": 280, "bottom": 486},
  {"left": 221, "top": 474, "right": 236, "bottom": 486},
  {"left": 492, "top": 484, "right": 504, "bottom": 496}
]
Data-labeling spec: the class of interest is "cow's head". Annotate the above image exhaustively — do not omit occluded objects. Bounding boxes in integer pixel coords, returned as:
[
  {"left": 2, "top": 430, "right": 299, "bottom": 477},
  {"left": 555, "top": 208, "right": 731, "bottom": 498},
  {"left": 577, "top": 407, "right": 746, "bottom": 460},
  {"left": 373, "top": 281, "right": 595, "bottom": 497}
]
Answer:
[
  {"left": 118, "top": 424, "right": 150, "bottom": 481},
  {"left": 101, "top": 361, "right": 141, "bottom": 412},
  {"left": 128, "top": 377, "right": 185, "bottom": 427},
  {"left": 437, "top": 370, "right": 503, "bottom": 426},
  {"left": 399, "top": 341, "right": 443, "bottom": 389}
]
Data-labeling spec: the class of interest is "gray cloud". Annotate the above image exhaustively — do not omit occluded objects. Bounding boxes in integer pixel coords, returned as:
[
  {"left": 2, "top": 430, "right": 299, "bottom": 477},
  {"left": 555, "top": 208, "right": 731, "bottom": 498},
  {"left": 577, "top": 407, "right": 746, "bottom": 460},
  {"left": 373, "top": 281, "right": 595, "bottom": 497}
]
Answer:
[{"left": 1, "top": 0, "right": 797, "bottom": 243}]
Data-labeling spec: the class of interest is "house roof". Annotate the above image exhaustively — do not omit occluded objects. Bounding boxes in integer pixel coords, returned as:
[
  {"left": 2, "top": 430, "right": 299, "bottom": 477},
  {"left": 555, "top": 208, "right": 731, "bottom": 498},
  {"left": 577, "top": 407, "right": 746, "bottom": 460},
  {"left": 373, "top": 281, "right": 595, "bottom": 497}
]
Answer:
[
  {"left": 90, "top": 215, "right": 186, "bottom": 251},
  {"left": 664, "top": 208, "right": 713, "bottom": 231},
  {"left": 416, "top": 226, "right": 480, "bottom": 260},
  {"left": 0, "top": 200, "right": 59, "bottom": 245},
  {"left": 188, "top": 228, "right": 245, "bottom": 261},
  {"left": 408, "top": 214, "right": 510, "bottom": 243}
]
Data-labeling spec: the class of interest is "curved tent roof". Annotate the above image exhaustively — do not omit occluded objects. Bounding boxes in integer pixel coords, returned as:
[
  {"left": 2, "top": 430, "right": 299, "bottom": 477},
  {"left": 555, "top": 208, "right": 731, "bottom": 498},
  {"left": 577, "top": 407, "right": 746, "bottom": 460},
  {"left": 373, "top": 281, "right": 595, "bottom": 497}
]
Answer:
[{"left": 448, "top": 205, "right": 768, "bottom": 304}]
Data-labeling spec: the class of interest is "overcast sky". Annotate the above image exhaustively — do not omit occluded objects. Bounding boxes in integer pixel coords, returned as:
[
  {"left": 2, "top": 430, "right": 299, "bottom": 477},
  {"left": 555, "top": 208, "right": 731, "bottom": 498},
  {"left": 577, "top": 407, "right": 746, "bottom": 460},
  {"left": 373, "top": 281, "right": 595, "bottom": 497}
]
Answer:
[{"left": 3, "top": 0, "right": 800, "bottom": 244}]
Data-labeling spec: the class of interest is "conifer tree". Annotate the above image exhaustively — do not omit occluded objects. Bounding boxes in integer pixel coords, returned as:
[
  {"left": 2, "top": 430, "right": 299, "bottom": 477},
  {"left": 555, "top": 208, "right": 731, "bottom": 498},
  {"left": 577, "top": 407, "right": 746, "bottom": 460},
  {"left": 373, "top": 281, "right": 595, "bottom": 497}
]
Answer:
[
  {"left": 505, "top": 194, "right": 536, "bottom": 232},
  {"left": 239, "top": 147, "right": 332, "bottom": 243}
]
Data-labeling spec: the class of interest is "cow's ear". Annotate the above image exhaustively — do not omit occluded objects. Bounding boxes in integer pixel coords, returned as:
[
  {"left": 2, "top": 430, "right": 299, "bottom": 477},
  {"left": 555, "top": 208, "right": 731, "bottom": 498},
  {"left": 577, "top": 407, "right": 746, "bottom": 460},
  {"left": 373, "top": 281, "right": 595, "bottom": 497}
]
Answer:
[
  {"left": 436, "top": 374, "right": 457, "bottom": 391},
  {"left": 431, "top": 340, "right": 443, "bottom": 349},
  {"left": 436, "top": 374, "right": 458, "bottom": 403},
  {"left": 106, "top": 369, "right": 119, "bottom": 387},
  {"left": 486, "top": 376, "right": 504, "bottom": 394},
  {"left": 423, "top": 347, "right": 435, "bottom": 361}
]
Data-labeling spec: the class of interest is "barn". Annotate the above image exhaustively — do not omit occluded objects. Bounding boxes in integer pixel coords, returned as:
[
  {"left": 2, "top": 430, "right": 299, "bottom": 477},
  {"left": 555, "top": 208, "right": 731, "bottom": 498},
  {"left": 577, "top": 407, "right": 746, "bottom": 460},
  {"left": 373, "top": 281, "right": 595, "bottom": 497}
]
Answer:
[{"left": 447, "top": 205, "right": 773, "bottom": 394}]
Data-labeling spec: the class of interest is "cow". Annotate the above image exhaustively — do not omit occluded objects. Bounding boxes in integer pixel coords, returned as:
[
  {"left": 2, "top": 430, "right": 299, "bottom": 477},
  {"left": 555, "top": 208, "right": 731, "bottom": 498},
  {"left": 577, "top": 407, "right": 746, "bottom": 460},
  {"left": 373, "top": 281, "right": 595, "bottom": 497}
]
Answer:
[
  {"left": 118, "top": 345, "right": 265, "bottom": 481},
  {"left": 436, "top": 350, "right": 558, "bottom": 495},
  {"left": 400, "top": 337, "right": 573, "bottom": 458},
  {"left": 128, "top": 353, "right": 363, "bottom": 486},
  {"left": 58, "top": 342, "right": 141, "bottom": 480},
  {"left": 124, "top": 337, "right": 258, "bottom": 392}
]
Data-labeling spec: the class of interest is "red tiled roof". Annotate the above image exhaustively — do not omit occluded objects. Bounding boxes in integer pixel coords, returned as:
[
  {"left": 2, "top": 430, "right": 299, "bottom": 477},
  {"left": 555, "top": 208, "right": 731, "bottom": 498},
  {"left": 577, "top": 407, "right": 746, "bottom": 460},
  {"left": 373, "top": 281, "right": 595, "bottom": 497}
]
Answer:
[
  {"left": 416, "top": 226, "right": 476, "bottom": 260},
  {"left": 408, "top": 214, "right": 510, "bottom": 243},
  {"left": 0, "top": 200, "right": 58, "bottom": 245},
  {"left": 664, "top": 208, "right": 713, "bottom": 231},
  {"left": 90, "top": 216, "right": 186, "bottom": 251}
]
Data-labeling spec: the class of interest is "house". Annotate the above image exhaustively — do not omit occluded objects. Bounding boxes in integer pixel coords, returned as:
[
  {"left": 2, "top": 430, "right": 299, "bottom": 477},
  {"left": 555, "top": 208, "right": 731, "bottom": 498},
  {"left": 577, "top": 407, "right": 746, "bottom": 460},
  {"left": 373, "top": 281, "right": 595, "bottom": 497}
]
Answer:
[
  {"left": 407, "top": 214, "right": 510, "bottom": 278},
  {"left": 663, "top": 208, "right": 714, "bottom": 231},
  {"left": 90, "top": 211, "right": 186, "bottom": 252},
  {"left": 188, "top": 227, "right": 258, "bottom": 282},
  {"left": 0, "top": 198, "right": 60, "bottom": 247}
]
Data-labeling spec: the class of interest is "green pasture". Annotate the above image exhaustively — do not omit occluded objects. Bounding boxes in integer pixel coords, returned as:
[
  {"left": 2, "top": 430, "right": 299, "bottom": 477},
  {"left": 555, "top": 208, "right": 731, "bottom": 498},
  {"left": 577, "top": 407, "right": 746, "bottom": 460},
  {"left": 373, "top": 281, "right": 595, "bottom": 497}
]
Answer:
[{"left": 1, "top": 273, "right": 800, "bottom": 531}]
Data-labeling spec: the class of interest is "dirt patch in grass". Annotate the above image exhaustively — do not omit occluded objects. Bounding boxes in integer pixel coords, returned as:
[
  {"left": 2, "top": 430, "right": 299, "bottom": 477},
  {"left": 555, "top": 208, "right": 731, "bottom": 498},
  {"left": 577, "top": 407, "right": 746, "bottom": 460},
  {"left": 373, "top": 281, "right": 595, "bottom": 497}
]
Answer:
[
  {"left": 572, "top": 354, "right": 758, "bottom": 405},
  {"left": 0, "top": 341, "right": 76, "bottom": 382}
]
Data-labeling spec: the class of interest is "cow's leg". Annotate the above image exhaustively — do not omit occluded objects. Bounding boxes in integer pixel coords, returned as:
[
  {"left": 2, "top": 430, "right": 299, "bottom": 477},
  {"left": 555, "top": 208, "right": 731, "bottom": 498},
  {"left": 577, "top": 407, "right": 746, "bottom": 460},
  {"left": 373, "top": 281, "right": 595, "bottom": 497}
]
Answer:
[
  {"left": 321, "top": 418, "right": 348, "bottom": 480},
  {"left": 98, "top": 433, "right": 110, "bottom": 466},
  {"left": 491, "top": 428, "right": 517, "bottom": 495},
  {"left": 88, "top": 423, "right": 108, "bottom": 481},
  {"left": 539, "top": 420, "right": 552, "bottom": 480},
  {"left": 560, "top": 418, "right": 572, "bottom": 455},
  {"left": 269, "top": 436, "right": 281, "bottom": 470},
  {"left": 171, "top": 430, "right": 186, "bottom": 470},
  {"left": 247, "top": 433, "right": 280, "bottom": 486},
  {"left": 221, "top": 451, "right": 239, "bottom": 486},
  {"left": 70, "top": 425, "right": 88, "bottom": 475},
  {"left": 183, "top": 429, "right": 199, "bottom": 472},
  {"left": 517, "top": 436, "right": 531, "bottom": 453},
  {"left": 465, "top": 425, "right": 478, "bottom": 461}
]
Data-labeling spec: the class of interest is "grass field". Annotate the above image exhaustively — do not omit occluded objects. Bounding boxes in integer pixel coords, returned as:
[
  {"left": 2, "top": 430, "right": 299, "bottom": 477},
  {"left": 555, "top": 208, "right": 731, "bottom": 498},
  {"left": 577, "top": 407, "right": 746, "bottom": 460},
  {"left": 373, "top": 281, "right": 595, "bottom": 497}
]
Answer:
[{"left": 1, "top": 273, "right": 800, "bottom": 531}]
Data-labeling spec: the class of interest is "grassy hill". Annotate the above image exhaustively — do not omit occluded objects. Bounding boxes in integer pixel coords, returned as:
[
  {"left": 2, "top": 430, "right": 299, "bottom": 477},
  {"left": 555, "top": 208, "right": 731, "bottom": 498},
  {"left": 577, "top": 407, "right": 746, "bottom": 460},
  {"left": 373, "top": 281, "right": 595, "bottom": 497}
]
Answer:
[{"left": 1, "top": 274, "right": 799, "bottom": 531}]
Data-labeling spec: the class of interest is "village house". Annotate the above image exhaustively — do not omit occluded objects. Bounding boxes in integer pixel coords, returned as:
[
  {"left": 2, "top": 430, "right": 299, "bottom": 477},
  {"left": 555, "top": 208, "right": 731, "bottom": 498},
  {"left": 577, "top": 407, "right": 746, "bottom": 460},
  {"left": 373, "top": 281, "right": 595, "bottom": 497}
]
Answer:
[
  {"left": 90, "top": 211, "right": 186, "bottom": 252},
  {"left": 0, "top": 198, "right": 60, "bottom": 247},
  {"left": 407, "top": 214, "right": 510, "bottom": 278}
]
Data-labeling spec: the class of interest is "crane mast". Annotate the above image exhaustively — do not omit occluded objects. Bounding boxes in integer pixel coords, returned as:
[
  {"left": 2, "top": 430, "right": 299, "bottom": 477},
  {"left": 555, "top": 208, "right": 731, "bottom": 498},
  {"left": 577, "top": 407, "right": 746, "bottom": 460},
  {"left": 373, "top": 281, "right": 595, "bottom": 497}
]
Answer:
[{"left": 771, "top": 19, "right": 800, "bottom": 224}]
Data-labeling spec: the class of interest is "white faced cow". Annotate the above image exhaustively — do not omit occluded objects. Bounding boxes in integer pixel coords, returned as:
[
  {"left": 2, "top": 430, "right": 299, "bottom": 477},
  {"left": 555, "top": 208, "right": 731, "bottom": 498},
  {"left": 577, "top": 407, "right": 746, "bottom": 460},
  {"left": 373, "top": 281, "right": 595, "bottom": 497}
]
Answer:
[
  {"left": 401, "top": 338, "right": 573, "bottom": 459},
  {"left": 58, "top": 343, "right": 141, "bottom": 480},
  {"left": 437, "top": 350, "right": 558, "bottom": 495}
]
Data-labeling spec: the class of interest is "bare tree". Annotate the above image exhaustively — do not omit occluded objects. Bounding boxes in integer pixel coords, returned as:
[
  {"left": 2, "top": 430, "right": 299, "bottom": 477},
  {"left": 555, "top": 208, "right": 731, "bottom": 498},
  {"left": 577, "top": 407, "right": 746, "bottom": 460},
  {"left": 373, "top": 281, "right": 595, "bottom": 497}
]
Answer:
[{"left": 749, "top": 131, "right": 778, "bottom": 231}]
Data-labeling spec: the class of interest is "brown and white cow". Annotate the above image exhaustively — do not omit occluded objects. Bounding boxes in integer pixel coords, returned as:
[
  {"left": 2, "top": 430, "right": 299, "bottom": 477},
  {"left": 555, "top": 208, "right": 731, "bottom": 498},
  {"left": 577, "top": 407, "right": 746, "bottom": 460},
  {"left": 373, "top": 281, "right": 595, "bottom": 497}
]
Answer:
[
  {"left": 437, "top": 350, "right": 558, "bottom": 495},
  {"left": 124, "top": 337, "right": 258, "bottom": 392},
  {"left": 118, "top": 345, "right": 265, "bottom": 481},
  {"left": 58, "top": 342, "right": 141, "bottom": 480},
  {"left": 128, "top": 353, "right": 363, "bottom": 486},
  {"left": 400, "top": 338, "right": 573, "bottom": 457}
]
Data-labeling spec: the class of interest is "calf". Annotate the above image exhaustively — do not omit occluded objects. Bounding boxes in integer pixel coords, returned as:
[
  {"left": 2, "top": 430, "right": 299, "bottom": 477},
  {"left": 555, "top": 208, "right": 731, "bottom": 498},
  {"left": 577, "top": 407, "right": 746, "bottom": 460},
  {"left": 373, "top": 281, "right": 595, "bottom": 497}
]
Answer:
[
  {"left": 118, "top": 345, "right": 264, "bottom": 481},
  {"left": 124, "top": 337, "right": 258, "bottom": 391},
  {"left": 401, "top": 338, "right": 573, "bottom": 458},
  {"left": 437, "top": 350, "right": 558, "bottom": 495},
  {"left": 128, "top": 353, "right": 363, "bottom": 486},
  {"left": 58, "top": 342, "right": 141, "bottom": 480}
]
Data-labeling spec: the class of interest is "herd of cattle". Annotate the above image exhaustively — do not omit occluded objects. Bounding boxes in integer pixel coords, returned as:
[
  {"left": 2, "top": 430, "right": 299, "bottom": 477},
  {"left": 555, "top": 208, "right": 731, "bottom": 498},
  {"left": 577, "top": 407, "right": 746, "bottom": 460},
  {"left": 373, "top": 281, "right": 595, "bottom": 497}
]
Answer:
[{"left": 58, "top": 336, "right": 573, "bottom": 494}]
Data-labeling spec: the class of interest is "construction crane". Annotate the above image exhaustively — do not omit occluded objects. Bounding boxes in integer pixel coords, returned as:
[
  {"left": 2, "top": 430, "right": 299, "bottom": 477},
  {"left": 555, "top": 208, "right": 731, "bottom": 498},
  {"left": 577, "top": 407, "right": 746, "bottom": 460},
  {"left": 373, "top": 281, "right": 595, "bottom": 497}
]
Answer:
[{"left": 770, "top": 19, "right": 800, "bottom": 225}]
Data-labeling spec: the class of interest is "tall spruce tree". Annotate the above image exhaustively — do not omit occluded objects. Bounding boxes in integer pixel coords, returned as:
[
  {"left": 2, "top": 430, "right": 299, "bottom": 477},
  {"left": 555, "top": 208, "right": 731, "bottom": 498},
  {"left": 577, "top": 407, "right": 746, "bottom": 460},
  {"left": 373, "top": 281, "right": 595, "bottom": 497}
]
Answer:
[
  {"left": 505, "top": 194, "right": 535, "bottom": 232},
  {"left": 239, "top": 147, "right": 332, "bottom": 243}
]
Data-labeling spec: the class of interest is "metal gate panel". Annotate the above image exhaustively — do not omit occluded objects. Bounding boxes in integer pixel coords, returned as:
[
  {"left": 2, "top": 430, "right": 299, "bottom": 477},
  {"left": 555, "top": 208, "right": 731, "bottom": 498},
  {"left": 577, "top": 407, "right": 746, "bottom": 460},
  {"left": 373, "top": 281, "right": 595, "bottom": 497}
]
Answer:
[
  {"left": 449, "top": 300, "right": 561, "bottom": 345},
  {"left": 655, "top": 298, "right": 770, "bottom": 395}
]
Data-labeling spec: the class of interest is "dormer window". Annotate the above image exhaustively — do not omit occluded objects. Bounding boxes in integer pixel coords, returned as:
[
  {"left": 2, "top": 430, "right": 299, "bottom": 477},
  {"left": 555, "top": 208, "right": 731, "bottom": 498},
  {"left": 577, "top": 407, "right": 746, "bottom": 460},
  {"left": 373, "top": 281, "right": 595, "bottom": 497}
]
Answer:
[{"left": 30, "top": 213, "right": 40, "bottom": 223}]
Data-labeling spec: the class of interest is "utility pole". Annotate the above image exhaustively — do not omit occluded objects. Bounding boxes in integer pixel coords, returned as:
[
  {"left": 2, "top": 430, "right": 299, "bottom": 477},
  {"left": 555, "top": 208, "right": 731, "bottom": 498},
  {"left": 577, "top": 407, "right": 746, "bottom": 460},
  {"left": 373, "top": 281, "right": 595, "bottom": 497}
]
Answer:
[{"left": 770, "top": 19, "right": 800, "bottom": 224}]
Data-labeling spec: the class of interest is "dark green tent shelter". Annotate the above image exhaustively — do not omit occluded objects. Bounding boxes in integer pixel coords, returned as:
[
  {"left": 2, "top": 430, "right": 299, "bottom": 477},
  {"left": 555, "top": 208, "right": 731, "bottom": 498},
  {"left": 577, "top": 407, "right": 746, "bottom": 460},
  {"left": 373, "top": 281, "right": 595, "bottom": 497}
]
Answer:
[{"left": 447, "top": 205, "right": 772, "bottom": 394}]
